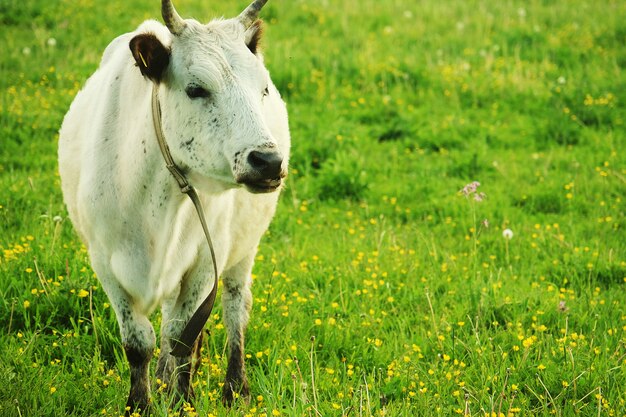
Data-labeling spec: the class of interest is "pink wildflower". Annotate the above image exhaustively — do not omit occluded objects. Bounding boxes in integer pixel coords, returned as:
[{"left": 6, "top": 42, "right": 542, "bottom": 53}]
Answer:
[
  {"left": 460, "top": 181, "right": 480, "bottom": 196},
  {"left": 460, "top": 181, "right": 486, "bottom": 202}
]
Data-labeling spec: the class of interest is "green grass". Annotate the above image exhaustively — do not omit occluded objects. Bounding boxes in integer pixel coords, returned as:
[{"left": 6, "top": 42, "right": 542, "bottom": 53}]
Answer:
[{"left": 1, "top": 0, "right": 625, "bottom": 416}]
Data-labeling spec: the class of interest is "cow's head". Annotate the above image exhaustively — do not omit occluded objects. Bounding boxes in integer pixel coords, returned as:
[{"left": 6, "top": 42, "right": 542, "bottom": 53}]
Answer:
[{"left": 129, "top": 0, "right": 288, "bottom": 194}]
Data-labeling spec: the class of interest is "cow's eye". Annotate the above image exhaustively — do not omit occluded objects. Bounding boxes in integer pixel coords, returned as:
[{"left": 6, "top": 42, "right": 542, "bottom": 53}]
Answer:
[
  {"left": 262, "top": 86, "right": 269, "bottom": 97},
  {"left": 186, "top": 85, "right": 210, "bottom": 99}
]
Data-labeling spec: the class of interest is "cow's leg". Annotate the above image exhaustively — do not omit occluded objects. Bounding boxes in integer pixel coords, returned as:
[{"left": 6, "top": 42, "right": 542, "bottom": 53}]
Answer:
[
  {"left": 157, "top": 261, "right": 214, "bottom": 405},
  {"left": 123, "top": 314, "right": 155, "bottom": 415},
  {"left": 221, "top": 255, "right": 254, "bottom": 406},
  {"left": 99, "top": 279, "right": 155, "bottom": 416}
]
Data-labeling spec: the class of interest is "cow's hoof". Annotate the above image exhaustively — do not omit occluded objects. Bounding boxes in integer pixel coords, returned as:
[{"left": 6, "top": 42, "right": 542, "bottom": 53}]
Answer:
[
  {"left": 125, "top": 398, "right": 151, "bottom": 416},
  {"left": 222, "top": 379, "right": 250, "bottom": 407}
]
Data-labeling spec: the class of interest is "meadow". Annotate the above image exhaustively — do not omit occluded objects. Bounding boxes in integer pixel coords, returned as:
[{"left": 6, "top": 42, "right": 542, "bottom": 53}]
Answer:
[{"left": 1, "top": 0, "right": 625, "bottom": 416}]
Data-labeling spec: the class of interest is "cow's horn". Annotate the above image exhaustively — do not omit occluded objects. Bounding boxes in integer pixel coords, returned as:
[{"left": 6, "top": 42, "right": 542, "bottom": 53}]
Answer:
[
  {"left": 238, "top": 0, "right": 268, "bottom": 29},
  {"left": 162, "top": 0, "right": 186, "bottom": 34}
]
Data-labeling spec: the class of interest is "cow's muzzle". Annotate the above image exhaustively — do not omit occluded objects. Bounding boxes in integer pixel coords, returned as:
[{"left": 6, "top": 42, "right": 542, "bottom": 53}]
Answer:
[{"left": 237, "top": 149, "right": 286, "bottom": 193}]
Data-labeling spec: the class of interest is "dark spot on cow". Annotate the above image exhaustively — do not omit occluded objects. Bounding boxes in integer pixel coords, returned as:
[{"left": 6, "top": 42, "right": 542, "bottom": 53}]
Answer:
[
  {"left": 227, "top": 286, "right": 240, "bottom": 297},
  {"left": 182, "top": 137, "right": 195, "bottom": 150},
  {"left": 120, "top": 306, "right": 132, "bottom": 323}
]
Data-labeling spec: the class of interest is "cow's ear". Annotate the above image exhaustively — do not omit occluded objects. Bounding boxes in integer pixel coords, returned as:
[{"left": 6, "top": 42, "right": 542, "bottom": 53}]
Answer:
[
  {"left": 245, "top": 20, "right": 263, "bottom": 55},
  {"left": 129, "top": 33, "right": 170, "bottom": 82}
]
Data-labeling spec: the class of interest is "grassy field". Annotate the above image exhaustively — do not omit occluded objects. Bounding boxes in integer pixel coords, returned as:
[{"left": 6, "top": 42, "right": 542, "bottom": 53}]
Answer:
[{"left": 1, "top": 0, "right": 625, "bottom": 416}]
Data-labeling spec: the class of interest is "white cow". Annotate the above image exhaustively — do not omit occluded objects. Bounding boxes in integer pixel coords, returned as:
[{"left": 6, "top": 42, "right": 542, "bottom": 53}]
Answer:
[{"left": 58, "top": 0, "right": 289, "bottom": 413}]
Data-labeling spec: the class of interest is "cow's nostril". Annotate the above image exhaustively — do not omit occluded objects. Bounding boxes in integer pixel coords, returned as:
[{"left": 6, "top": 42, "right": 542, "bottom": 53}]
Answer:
[{"left": 247, "top": 150, "right": 283, "bottom": 178}]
